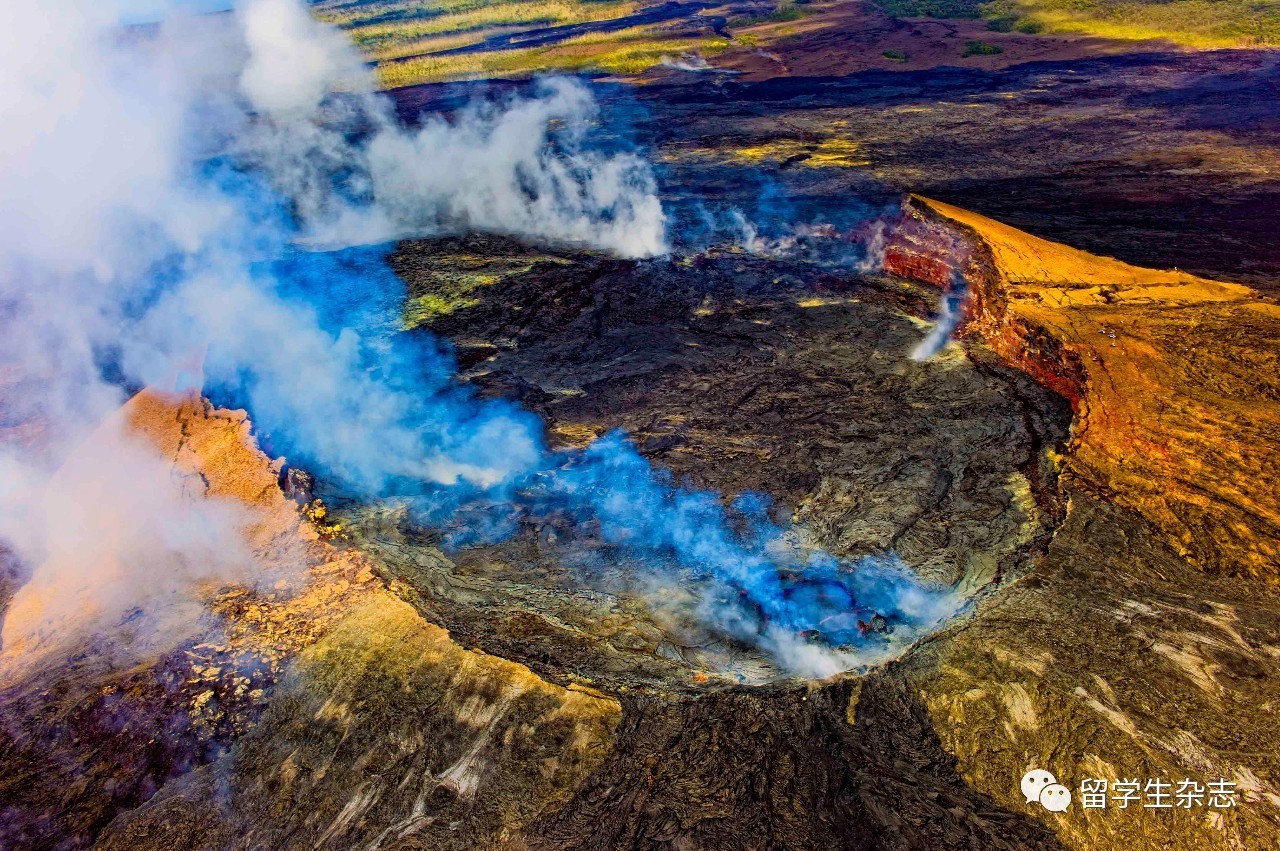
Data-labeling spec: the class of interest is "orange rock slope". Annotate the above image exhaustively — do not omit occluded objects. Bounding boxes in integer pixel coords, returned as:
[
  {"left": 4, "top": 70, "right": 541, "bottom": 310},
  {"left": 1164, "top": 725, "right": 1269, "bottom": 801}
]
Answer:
[
  {"left": 886, "top": 196, "right": 1280, "bottom": 582},
  {"left": 0, "top": 389, "right": 622, "bottom": 849},
  {"left": 123, "top": 390, "right": 381, "bottom": 652},
  {"left": 0, "top": 390, "right": 377, "bottom": 674}
]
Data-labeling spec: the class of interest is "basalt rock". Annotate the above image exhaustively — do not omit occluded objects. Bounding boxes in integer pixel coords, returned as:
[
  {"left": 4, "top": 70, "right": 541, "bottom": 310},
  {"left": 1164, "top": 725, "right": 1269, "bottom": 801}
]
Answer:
[
  {"left": 363, "top": 232, "right": 1071, "bottom": 688},
  {"left": 3, "top": 203, "right": 1279, "bottom": 851}
]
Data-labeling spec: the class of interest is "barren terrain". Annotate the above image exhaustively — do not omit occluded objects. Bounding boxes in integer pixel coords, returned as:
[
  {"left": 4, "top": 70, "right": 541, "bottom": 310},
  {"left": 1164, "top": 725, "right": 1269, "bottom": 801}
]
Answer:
[{"left": 1, "top": 2, "right": 1279, "bottom": 850}]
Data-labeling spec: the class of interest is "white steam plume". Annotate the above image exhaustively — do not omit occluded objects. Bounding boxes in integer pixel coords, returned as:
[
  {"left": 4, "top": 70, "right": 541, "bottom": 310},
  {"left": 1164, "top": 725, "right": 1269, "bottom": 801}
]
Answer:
[
  {"left": 239, "top": 0, "right": 367, "bottom": 116},
  {"left": 0, "top": 414, "right": 263, "bottom": 675},
  {"left": 910, "top": 266, "right": 970, "bottom": 361},
  {"left": 228, "top": 0, "right": 667, "bottom": 256},
  {"left": 0, "top": 0, "right": 953, "bottom": 680},
  {"left": 0, "top": 0, "right": 666, "bottom": 663}
]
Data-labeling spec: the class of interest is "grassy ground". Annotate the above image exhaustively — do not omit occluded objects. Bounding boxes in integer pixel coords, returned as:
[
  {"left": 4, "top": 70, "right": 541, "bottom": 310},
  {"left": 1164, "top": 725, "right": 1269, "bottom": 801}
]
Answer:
[
  {"left": 315, "top": 0, "right": 733, "bottom": 85},
  {"left": 663, "top": 134, "right": 870, "bottom": 167},
  {"left": 875, "top": 0, "right": 1280, "bottom": 46},
  {"left": 318, "top": 0, "right": 639, "bottom": 61},
  {"left": 320, "top": 0, "right": 1278, "bottom": 88},
  {"left": 377, "top": 30, "right": 728, "bottom": 87}
]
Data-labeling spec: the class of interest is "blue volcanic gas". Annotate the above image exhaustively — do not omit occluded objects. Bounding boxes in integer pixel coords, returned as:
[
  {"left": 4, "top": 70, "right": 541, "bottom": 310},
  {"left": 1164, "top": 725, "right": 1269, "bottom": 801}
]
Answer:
[{"left": 0, "top": 0, "right": 956, "bottom": 678}]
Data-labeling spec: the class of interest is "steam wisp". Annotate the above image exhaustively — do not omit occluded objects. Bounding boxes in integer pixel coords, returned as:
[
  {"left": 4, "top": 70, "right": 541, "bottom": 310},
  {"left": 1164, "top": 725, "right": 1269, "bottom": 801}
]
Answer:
[{"left": 911, "top": 271, "right": 969, "bottom": 360}]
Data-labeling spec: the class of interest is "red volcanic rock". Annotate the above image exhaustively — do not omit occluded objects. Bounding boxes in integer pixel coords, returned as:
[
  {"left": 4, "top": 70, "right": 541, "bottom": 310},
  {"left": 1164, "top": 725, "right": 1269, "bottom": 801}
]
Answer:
[
  {"left": 882, "top": 247, "right": 952, "bottom": 288},
  {"left": 879, "top": 210, "right": 966, "bottom": 290}
]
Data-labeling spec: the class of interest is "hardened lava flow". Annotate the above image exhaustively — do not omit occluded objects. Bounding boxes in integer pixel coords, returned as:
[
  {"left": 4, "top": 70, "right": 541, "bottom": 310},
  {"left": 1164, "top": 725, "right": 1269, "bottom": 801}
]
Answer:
[
  {"left": 8, "top": 201, "right": 1280, "bottom": 851},
  {"left": 94, "top": 219, "right": 1077, "bottom": 851},
  {"left": 341, "top": 229, "right": 1073, "bottom": 691}
]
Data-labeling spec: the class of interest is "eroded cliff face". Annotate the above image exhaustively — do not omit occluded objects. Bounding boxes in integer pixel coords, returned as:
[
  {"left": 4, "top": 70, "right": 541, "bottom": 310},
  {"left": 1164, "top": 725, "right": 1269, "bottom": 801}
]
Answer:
[
  {"left": 0, "top": 393, "right": 370, "bottom": 846},
  {"left": 877, "top": 199, "right": 1280, "bottom": 849},
  {"left": 887, "top": 196, "right": 1280, "bottom": 584},
  {"left": 3, "top": 200, "right": 1279, "bottom": 851}
]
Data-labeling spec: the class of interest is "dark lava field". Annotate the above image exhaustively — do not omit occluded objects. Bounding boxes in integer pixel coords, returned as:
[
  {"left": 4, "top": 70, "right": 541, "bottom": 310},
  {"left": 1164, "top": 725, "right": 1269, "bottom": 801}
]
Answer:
[{"left": 2, "top": 4, "right": 1279, "bottom": 851}]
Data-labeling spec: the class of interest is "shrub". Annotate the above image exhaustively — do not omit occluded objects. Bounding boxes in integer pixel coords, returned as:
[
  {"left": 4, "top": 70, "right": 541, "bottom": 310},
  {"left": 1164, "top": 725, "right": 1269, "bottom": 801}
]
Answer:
[
  {"left": 769, "top": 2, "right": 807, "bottom": 21},
  {"left": 962, "top": 39, "right": 1004, "bottom": 54},
  {"left": 874, "top": 0, "right": 984, "bottom": 19}
]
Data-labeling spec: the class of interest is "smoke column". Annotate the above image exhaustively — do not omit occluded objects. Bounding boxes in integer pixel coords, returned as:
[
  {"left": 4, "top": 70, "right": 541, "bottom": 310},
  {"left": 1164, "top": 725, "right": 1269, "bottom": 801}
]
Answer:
[
  {"left": 0, "top": 0, "right": 955, "bottom": 677},
  {"left": 911, "top": 271, "right": 969, "bottom": 361}
]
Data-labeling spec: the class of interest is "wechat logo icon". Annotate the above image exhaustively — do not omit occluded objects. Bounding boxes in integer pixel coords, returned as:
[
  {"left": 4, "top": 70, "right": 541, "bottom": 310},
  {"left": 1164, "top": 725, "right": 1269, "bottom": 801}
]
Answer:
[{"left": 1022, "top": 769, "right": 1072, "bottom": 812}]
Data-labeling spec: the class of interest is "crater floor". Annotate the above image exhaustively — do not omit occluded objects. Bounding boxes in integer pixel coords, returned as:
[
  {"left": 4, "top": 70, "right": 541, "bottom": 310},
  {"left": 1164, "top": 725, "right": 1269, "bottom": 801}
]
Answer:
[{"left": 339, "top": 235, "right": 1071, "bottom": 689}]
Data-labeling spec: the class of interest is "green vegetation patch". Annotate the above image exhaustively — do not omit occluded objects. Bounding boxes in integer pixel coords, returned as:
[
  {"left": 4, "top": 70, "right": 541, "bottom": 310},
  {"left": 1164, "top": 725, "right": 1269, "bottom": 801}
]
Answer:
[
  {"left": 399, "top": 253, "right": 567, "bottom": 327},
  {"left": 874, "top": 0, "right": 984, "bottom": 19},
  {"left": 1000, "top": 0, "right": 1280, "bottom": 46},
  {"left": 730, "top": 1, "right": 812, "bottom": 26},
  {"left": 873, "top": 0, "right": 1280, "bottom": 46},
  {"left": 768, "top": 2, "right": 809, "bottom": 22},
  {"left": 961, "top": 38, "right": 1004, "bottom": 54}
]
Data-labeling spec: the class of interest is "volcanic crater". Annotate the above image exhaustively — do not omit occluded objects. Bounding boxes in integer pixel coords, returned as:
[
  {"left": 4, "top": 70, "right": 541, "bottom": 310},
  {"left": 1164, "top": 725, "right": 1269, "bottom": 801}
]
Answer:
[
  {"left": 336, "top": 230, "right": 1073, "bottom": 690},
  {"left": 9, "top": 197, "right": 1280, "bottom": 851},
  {"left": 5, "top": 9, "right": 1280, "bottom": 846}
]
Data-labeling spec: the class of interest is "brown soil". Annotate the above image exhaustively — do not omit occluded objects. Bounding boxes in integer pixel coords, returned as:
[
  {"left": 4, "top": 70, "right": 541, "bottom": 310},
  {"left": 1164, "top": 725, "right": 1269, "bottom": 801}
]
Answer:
[{"left": 691, "top": 0, "right": 1168, "bottom": 79}]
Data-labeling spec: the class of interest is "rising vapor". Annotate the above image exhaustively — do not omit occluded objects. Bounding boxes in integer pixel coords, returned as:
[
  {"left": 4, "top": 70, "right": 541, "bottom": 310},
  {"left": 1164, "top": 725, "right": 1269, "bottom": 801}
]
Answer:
[{"left": 0, "top": 0, "right": 954, "bottom": 677}]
